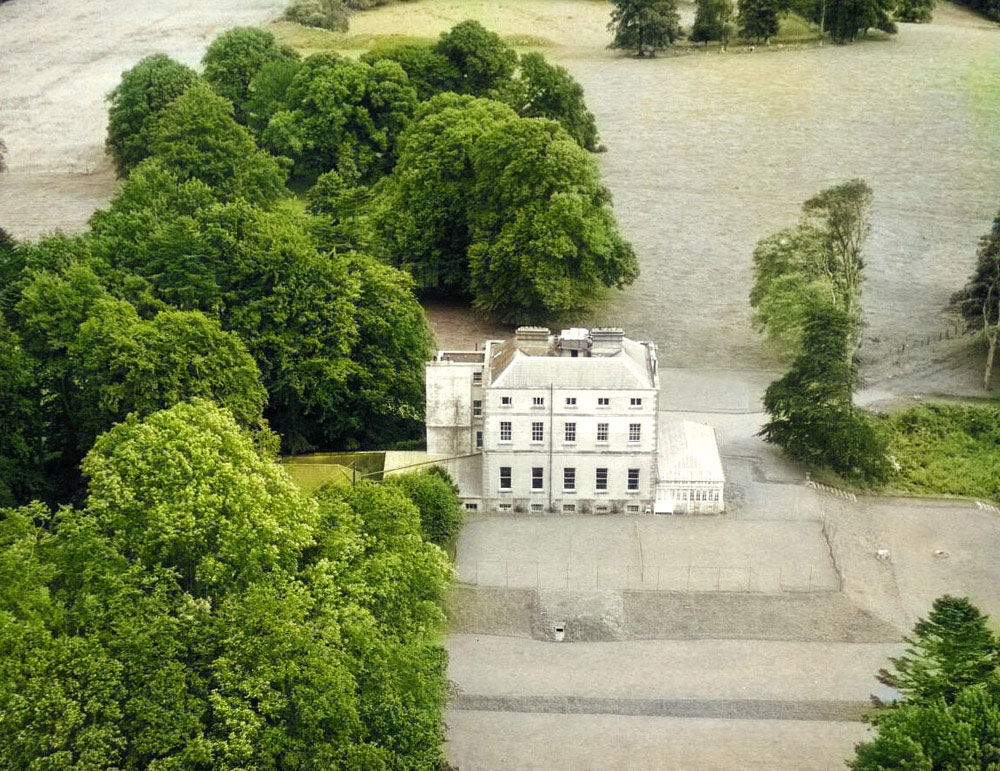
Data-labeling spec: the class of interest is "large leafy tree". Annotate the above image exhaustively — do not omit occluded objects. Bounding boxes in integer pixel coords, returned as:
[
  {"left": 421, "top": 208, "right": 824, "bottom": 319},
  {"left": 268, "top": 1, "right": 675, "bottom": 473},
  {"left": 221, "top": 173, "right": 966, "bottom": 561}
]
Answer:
[
  {"left": 500, "top": 53, "right": 600, "bottom": 152},
  {"left": 385, "top": 467, "right": 464, "bottom": 546},
  {"left": 953, "top": 209, "right": 1000, "bottom": 390},
  {"left": 877, "top": 595, "right": 999, "bottom": 704},
  {"left": 105, "top": 54, "right": 199, "bottom": 177},
  {"left": 823, "top": 0, "right": 897, "bottom": 41},
  {"left": 374, "top": 94, "right": 519, "bottom": 294},
  {"left": 467, "top": 117, "right": 637, "bottom": 321},
  {"left": 201, "top": 27, "right": 297, "bottom": 122},
  {"left": 737, "top": 0, "right": 781, "bottom": 42},
  {"left": 0, "top": 324, "right": 44, "bottom": 507},
  {"left": 149, "top": 81, "right": 288, "bottom": 206},
  {"left": 262, "top": 54, "right": 418, "bottom": 182},
  {"left": 432, "top": 20, "right": 518, "bottom": 95},
  {"left": 608, "top": 0, "right": 683, "bottom": 56},
  {"left": 691, "top": 0, "right": 736, "bottom": 46},
  {"left": 67, "top": 299, "right": 267, "bottom": 452},
  {"left": 361, "top": 43, "right": 460, "bottom": 101},
  {"left": 377, "top": 96, "right": 636, "bottom": 321},
  {"left": 895, "top": 0, "right": 935, "bottom": 21},
  {"left": 91, "top": 184, "right": 361, "bottom": 451}
]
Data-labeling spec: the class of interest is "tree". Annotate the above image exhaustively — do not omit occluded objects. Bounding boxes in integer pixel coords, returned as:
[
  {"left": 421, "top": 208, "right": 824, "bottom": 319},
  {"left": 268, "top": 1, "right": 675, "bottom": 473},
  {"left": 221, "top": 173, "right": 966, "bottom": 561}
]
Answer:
[
  {"left": 822, "top": 0, "right": 897, "bottom": 41},
  {"left": 105, "top": 54, "right": 199, "bottom": 177},
  {"left": 737, "top": 0, "right": 781, "bottom": 42},
  {"left": 691, "top": 0, "right": 736, "bottom": 46},
  {"left": 361, "top": 43, "right": 460, "bottom": 101},
  {"left": 201, "top": 27, "right": 297, "bottom": 122},
  {"left": 262, "top": 54, "right": 418, "bottom": 182},
  {"left": 342, "top": 254, "right": 434, "bottom": 447},
  {"left": 149, "top": 81, "right": 288, "bottom": 206},
  {"left": 952, "top": 210, "right": 1000, "bottom": 390},
  {"left": 850, "top": 597, "right": 1000, "bottom": 770},
  {"left": 760, "top": 303, "right": 891, "bottom": 481},
  {"left": 433, "top": 20, "right": 518, "bottom": 95},
  {"left": 609, "top": 0, "right": 683, "bottom": 55},
  {"left": 877, "top": 595, "right": 998, "bottom": 704},
  {"left": 895, "top": 0, "right": 934, "bottom": 21},
  {"left": 467, "top": 117, "right": 637, "bottom": 322},
  {"left": 374, "top": 94, "right": 520, "bottom": 295},
  {"left": 244, "top": 56, "right": 303, "bottom": 138},
  {"left": 500, "top": 53, "right": 601, "bottom": 151},
  {"left": 0, "top": 324, "right": 44, "bottom": 506},
  {"left": 850, "top": 678, "right": 1000, "bottom": 770},
  {"left": 282, "top": 0, "right": 351, "bottom": 32},
  {"left": 384, "top": 467, "right": 464, "bottom": 546},
  {"left": 67, "top": 300, "right": 267, "bottom": 452}
]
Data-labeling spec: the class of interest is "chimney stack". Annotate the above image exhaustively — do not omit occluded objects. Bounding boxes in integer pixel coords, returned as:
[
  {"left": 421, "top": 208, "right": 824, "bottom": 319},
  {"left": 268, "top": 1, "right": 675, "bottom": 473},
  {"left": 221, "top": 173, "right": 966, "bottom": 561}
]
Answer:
[
  {"left": 515, "top": 326, "right": 551, "bottom": 355},
  {"left": 590, "top": 327, "right": 625, "bottom": 356}
]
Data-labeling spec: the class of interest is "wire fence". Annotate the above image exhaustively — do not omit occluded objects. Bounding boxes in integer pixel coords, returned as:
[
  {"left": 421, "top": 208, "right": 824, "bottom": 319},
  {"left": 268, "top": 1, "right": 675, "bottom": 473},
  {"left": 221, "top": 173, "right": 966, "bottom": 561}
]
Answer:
[
  {"left": 860, "top": 322, "right": 977, "bottom": 365},
  {"left": 454, "top": 560, "right": 839, "bottom": 594}
]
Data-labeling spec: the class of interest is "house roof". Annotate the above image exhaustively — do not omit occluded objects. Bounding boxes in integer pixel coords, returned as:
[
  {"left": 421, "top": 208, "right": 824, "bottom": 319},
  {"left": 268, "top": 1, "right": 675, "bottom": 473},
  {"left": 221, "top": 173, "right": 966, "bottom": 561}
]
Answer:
[
  {"left": 489, "top": 337, "right": 656, "bottom": 390},
  {"left": 657, "top": 418, "right": 725, "bottom": 483}
]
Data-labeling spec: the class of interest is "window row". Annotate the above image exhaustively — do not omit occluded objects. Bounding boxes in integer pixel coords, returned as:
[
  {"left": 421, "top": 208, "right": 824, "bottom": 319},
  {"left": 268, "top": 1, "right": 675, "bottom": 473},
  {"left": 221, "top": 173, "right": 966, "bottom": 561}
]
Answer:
[
  {"left": 499, "top": 466, "right": 641, "bottom": 492},
  {"left": 496, "top": 421, "right": 642, "bottom": 444},
  {"left": 494, "top": 395, "right": 645, "bottom": 409}
]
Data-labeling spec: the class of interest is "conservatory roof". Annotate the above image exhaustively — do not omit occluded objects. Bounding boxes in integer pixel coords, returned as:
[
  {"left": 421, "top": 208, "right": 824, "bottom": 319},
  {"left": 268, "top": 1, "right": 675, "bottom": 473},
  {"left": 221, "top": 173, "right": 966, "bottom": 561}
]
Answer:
[{"left": 657, "top": 419, "right": 725, "bottom": 483}]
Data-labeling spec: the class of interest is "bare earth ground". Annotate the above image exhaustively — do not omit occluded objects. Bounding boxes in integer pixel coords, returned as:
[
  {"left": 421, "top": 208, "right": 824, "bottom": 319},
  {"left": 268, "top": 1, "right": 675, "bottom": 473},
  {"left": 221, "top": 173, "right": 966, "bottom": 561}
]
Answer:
[{"left": 2, "top": 1, "right": 999, "bottom": 769}]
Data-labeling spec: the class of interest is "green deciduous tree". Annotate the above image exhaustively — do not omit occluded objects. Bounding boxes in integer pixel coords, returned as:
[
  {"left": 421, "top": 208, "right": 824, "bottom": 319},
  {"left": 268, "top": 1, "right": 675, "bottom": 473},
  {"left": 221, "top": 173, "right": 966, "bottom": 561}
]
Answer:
[
  {"left": 150, "top": 81, "right": 288, "bottom": 206},
  {"left": 953, "top": 209, "right": 1000, "bottom": 390},
  {"left": 737, "top": 0, "right": 781, "bottom": 42},
  {"left": 433, "top": 20, "right": 518, "bottom": 95},
  {"left": 105, "top": 54, "right": 199, "bottom": 177},
  {"left": 262, "top": 54, "right": 418, "bottom": 182},
  {"left": 691, "top": 0, "right": 736, "bottom": 46},
  {"left": 67, "top": 300, "right": 267, "bottom": 452},
  {"left": 467, "top": 117, "right": 637, "bottom": 321},
  {"left": 283, "top": 0, "right": 351, "bottom": 32},
  {"left": 877, "top": 595, "right": 999, "bottom": 704},
  {"left": 0, "top": 325, "right": 44, "bottom": 506},
  {"left": 821, "top": 0, "right": 897, "bottom": 41},
  {"left": 895, "top": 0, "right": 934, "bottom": 21},
  {"left": 377, "top": 95, "right": 636, "bottom": 322},
  {"left": 361, "top": 43, "right": 461, "bottom": 101},
  {"left": 500, "top": 52, "right": 600, "bottom": 151},
  {"left": 384, "top": 467, "right": 464, "bottom": 546},
  {"left": 202, "top": 27, "right": 297, "bottom": 122},
  {"left": 375, "top": 94, "right": 518, "bottom": 294},
  {"left": 609, "top": 0, "right": 683, "bottom": 55}
]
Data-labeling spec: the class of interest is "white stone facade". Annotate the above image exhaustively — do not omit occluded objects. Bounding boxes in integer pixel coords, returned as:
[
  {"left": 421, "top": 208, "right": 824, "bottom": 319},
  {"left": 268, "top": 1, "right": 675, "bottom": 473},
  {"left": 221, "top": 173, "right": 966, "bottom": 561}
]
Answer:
[{"left": 426, "top": 327, "right": 724, "bottom": 515}]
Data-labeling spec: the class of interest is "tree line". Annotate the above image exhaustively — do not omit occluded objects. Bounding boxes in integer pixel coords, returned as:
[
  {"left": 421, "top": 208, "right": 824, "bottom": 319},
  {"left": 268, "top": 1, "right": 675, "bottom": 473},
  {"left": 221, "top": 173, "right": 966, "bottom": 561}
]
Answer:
[{"left": 607, "top": 0, "right": 916, "bottom": 54}]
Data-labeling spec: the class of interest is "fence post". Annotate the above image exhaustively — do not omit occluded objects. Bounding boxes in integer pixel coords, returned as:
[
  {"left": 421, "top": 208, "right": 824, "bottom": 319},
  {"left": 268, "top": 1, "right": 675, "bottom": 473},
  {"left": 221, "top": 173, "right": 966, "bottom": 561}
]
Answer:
[{"left": 657, "top": 565, "right": 661, "bottom": 591}]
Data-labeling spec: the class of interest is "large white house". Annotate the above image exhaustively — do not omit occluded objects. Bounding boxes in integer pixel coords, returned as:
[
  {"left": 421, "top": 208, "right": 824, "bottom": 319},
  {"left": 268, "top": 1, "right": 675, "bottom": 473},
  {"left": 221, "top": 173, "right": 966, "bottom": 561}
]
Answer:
[{"left": 425, "top": 327, "right": 724, "bottom": 515}]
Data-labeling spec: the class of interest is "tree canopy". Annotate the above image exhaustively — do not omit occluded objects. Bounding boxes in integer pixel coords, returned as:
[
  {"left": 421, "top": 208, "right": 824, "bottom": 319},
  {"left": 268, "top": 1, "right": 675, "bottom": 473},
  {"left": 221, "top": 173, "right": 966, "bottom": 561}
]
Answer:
[
  {"left": 105, "top": 54, "right": 199, "bottom": 177},
  {"left": 150, "top": 81, "right": 288, "bottom": 206},
  {"left": 850, "top": 596, "right": 1000, "bottom": 770},
  {"left": 691, "top": 0, "right": 736, "bottom": 45},
  {"left": 433, "top": 20, "right": 518, "bottom": 95},
  {"left": 201, "top": 27, "right": 296, "bottom": 122},
  {"left": 737, "top": 0, "right": 781, "bottom": 43},
  {"left": 0, "top": 401, "right": 455, "bottom": 769},
  {"left": 376, "top": 95, "right": 636, "bottom": 322},
  {"left": 608, "top": 0, "right": 683, "bottom": 55}
]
